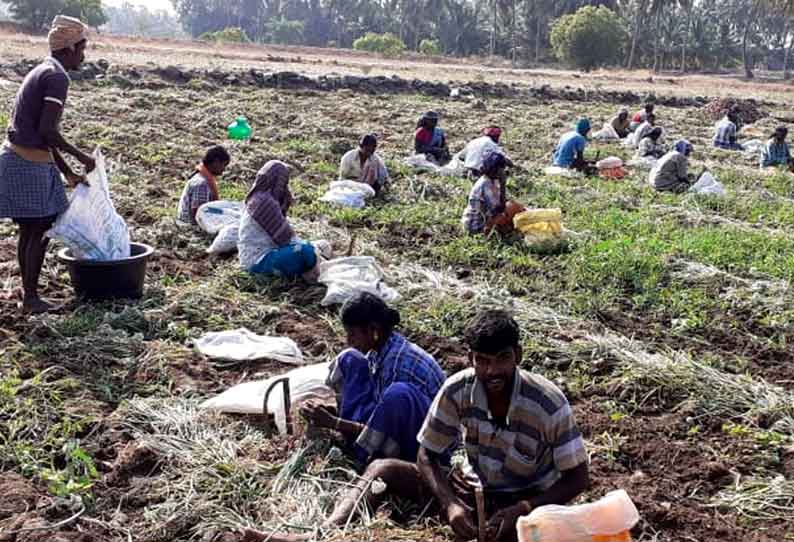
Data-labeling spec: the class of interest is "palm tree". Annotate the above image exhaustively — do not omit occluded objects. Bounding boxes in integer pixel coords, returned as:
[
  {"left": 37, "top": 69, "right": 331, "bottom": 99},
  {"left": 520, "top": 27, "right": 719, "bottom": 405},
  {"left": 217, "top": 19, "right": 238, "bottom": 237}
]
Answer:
[{"left": 626, "top": 0, "right": 688, "bottom": 69}]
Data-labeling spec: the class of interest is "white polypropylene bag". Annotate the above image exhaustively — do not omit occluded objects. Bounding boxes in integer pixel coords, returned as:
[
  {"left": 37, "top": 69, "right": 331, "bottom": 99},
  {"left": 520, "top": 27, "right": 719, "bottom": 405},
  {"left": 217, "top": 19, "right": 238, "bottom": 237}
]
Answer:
[
  {"left": 320, "top": 180, "right": 376, "bottom": 208},
  {"left": 690, "top": 172, "right": 726, "bottom": 197},
  {"left": 206, "top": 225, "right": 239, "bottom": 255},
  {"left": 46, "top": 149, "right": 130, "bottom": 261},
  {"left": 622, "top": 131, "right": 639, "bottom": 148},
  {"left": 742, "top": 138, "right": 764, "bottom": 158},
  {"left": 517, "top": 490, "right": 640, "bottom": 542},
  {"left": 626, "top": 157, "right": 657, "bottom": 170},
  {"left": 318, "top": 256, "right": 400, "bottom": 306},
  {"left": 404, "top": 153, "right": 441, "bottom": 172},
  {"left": 543, "top": 166, "right": 582, "bottom": 178},
  {"left": 194, "top": 328, "right": 305, "bottom": 365},
  {"left": 438, "top": 154, "right": 466, "bottom": 177},
  {"left": 596, "top": 156, "right": 623, "bottom": 169},
  {"left": 593, "top": 123, "right": 619, "bottom": 141},
  {"left": 200, "top": 362, "right": 334, "bottom": 434},
  {"left": 195, "top": 200, "right": 242, "bottom": 235},
  {"left": 404, "top": 153, "right": 465, "bottom": 177}
]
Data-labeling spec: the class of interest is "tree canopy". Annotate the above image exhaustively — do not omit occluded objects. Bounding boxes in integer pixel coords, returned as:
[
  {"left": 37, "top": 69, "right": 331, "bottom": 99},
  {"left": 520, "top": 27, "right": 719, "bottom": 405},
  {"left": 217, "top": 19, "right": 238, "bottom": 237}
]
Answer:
[{"left": 5, "top": 0, "right": 106, "bottom": 29}]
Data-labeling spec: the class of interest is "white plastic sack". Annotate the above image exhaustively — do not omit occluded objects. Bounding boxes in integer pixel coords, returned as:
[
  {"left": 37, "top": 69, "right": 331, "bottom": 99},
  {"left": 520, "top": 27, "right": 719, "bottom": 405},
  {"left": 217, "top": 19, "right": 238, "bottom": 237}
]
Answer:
[
  {"left": 742, "top": 138, "right": 764, "bottom": 158},
  {"left": 438, "top": 154, "right": 466, "bottom": 177},
  {"left": 195, "top": 200, "right": 242, "bottom": 235},
  {"left": 404, "top": 153, "right": 441, "bottom": 172},
  {"left": 194, "top": 328, "right": 305, "bottom": 365},
  {"left": 46, "top": 149, "right": 130, "bottom": 261},
  {"left": 593, "top": 123, "right": 619, "bottom": 141},
  {"left": 543, "top": 166, "right": 582, "bottom": 178},
  {"left": 622, "top": 131, "right": 639, "bottom": 148},
  {"left": 626, "top": 157, "right": 657, "bottom": 170},
  {"left": 689, "top": 172, "right": 726, "bottom": 197},
  {"left": 318, "top": 256, "right": 400, "bottom": 306},
  {"left": 404, "top": 153, "right": 465, "bottom": 177},
  {"left": 200, "top": 362, "right": 334, "bottom": 434},
  {"left": 206, "top": 225, "right": 239, "bottom": 255},
  {"left": 517, "top": 490, "right": 639, "bottom": 542},
  {"left": 596, "top": 156, "right": 623, "bottom": 169},
  {"left": 320, "top": 180, "right": 376, "bottom": 209}
]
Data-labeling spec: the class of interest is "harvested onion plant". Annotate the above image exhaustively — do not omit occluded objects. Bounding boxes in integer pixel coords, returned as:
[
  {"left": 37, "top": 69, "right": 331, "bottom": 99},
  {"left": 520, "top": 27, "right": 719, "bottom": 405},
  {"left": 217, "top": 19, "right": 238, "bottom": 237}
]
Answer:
[{"left": 121, "top": 398, "right": 379, "bottom": 539}]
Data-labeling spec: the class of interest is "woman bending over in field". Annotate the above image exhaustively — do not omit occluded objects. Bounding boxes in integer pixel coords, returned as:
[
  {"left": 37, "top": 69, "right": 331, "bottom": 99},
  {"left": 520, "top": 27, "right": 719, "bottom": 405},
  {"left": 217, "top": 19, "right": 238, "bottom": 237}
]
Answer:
[{"left": 237, "top": 160, "right": 323, "bottom": 280}]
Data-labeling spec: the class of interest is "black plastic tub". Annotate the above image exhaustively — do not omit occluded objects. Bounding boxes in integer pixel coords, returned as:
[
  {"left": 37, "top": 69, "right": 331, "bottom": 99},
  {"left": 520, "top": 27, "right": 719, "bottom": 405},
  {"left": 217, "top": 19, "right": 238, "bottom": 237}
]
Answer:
[{"left": 57, "top": 242, "right": 154, "bottom": 300}]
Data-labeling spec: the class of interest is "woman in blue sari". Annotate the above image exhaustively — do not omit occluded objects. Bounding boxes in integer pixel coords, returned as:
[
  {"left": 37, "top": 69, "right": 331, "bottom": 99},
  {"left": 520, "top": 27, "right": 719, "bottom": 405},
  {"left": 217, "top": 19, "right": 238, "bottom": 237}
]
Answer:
[{"left": 300, "top": 292, "right": 445, "bottom": 464}]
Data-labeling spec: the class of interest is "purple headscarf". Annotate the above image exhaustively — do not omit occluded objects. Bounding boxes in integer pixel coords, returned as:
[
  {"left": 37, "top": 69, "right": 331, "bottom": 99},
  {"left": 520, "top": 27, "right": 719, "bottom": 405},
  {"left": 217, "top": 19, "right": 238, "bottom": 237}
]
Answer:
[{"left": 246, "top": 160, "right": 294, "bottom": 246}]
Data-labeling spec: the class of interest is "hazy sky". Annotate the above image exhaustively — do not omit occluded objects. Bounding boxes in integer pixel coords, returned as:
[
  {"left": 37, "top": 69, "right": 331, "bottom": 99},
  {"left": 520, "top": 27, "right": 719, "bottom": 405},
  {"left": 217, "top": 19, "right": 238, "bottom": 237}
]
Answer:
[{"left": 105, "top": 0, "right": 176, "bottom": 15}]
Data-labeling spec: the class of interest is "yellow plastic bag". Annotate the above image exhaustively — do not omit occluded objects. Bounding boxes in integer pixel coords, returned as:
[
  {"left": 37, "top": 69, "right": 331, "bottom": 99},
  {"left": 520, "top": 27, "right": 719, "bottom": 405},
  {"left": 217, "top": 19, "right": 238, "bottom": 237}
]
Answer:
[{"left": 513, "top": 208, "right": 566, "bottom": 249}]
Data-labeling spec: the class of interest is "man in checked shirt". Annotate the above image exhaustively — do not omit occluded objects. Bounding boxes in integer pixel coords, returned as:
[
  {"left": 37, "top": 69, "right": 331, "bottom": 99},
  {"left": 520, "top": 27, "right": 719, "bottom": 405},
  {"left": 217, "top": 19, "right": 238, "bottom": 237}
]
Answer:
[{"left": 243, "top": 309, "right": 588, "bottom": 542}]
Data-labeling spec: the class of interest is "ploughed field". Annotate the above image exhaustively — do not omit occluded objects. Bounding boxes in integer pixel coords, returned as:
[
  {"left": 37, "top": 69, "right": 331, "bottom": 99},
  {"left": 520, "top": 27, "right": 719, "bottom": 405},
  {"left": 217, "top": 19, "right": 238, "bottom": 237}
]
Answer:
[{"left": 0, "top": 49, "right": 793, "bottom": 542}]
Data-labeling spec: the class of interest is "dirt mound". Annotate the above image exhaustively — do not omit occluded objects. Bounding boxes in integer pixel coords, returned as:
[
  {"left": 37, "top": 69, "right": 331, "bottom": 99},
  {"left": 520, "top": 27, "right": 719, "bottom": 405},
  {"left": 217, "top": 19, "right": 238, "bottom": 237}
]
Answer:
[
  {"left": 0, "top": 473, "right": 39, "bottom": 520},
  {"left": 702, "top": 98, "right": 766, "bottom": 124},
  {"left": 0, "top": 59, "right": 719, "bottom": 107},
  {"left": 104, "top": 442, "right": 161, "bottom": 487}
]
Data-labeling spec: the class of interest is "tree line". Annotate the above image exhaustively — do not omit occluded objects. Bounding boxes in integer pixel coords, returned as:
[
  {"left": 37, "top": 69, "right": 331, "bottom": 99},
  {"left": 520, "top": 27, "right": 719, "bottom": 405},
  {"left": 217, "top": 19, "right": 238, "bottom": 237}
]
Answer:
[{"left": 2, "top": 0, "right": 794, "bottom": 77}]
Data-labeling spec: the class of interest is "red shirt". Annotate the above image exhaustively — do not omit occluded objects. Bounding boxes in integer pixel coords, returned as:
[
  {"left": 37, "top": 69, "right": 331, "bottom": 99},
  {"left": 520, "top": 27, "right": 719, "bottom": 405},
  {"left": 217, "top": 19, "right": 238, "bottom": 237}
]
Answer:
[{"left": 415, "top": 127, "right": 433, "bottom": 146}]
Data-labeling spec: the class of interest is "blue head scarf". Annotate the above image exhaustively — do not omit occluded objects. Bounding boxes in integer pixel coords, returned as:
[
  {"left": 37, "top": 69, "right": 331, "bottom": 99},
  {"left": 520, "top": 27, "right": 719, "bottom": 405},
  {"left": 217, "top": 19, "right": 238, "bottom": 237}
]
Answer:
[
  {"left": 674, "top": 139, "right": 693, "bottom": 156},
  {"left": 576, "top": 118, "right": 591, "bottom": 135}
]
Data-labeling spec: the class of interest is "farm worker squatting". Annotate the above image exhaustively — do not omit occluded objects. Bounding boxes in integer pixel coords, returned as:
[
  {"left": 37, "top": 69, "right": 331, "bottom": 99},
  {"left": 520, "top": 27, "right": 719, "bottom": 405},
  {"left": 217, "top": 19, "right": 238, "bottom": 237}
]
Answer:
[
  {"left": 649, "top": 139, "right": 696, "bottom": 193},
  {"left": 760, "top": 126, "right": 793, "bottom": 170},
  {"left": 338, "top": 134, "right": 389, "bottom": 192},
  {"left": 176, "top": 145, "right": 230, "bottom": 225},
  {"left": 0, "top": 15, "right": 96, "bottom": 315},
  {"left": 462, "top": 150, "right": 525, "bottom": 236},
  {"left": 237, "top": 160, "right": 325, "bottom": 281},
  {"left": 415, "top": 110, "right": 451, "bottom": 165},
  {"left": 712, "top": 107, "right": 743, "bottom": 151},
  {"left": 244, "top": 310, "right": 589, "bottom": 542},
  {"left": 629, "top": 102, "right": 654, "bottom": 132},
  {"left": 458, "top": 125, "right": 514, "bottom": 178},
  {"left": 610, "top": 108, "right": 630, "bottom": 139},
  {"left": 552, "top": 118, "right": 591, "bottom": 170},
  {"left": 244, "top": 292, "right": 447, "bottom": 541},
  {"left": 636, "top": 127, "right": 666, "bottom": 159}
]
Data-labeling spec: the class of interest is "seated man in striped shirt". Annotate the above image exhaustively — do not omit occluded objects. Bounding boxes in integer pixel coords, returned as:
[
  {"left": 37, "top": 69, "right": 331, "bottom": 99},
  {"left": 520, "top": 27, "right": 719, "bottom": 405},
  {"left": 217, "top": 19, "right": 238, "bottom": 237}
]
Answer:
[
  {"left": 417, "top": 310, "right": 589, "bottom": 541},
  {"left": 713, "top": 108, "right": 743, "bottom": 150}
]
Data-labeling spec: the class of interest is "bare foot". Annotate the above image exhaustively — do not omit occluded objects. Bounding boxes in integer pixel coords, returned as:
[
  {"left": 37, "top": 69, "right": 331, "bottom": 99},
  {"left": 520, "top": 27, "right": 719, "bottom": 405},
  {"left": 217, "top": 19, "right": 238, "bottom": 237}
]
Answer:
[
  {"left": 21, "top": 296, "right": 53, "bottom": 314},
  {"left": 241, "top": 528, "right": 312, "bottom": 542}
]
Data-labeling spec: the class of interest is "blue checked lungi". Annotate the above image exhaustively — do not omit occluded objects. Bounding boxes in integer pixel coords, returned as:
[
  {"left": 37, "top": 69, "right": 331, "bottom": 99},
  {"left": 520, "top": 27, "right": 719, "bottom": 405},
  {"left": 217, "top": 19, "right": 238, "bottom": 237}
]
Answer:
[{"left": 0, "top": 145, "right": 68, "bottom": 220}]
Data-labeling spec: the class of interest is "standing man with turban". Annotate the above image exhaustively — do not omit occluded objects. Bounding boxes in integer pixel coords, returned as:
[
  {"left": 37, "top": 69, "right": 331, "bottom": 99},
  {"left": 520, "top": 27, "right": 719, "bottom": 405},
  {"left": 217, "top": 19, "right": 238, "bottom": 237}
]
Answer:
[{"left": 0, "top": 15, "right": 95, "bottom": 314}]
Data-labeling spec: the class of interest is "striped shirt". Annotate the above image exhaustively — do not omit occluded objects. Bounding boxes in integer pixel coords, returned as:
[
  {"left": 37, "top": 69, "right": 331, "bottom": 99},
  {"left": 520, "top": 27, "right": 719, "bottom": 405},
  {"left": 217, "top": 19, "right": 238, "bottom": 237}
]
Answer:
[
  {"left": 761, "top": 139, "right": 791, "bottom": 167},
  {"left": 461, "top": 175, "right": 502, "bottom": 234},
  {"left": 418, "top": 368, "right": 587, "bottom": 493},
  {"left": 345, "top": 332, "right": 446, "bottom": 458},
  {"left": 364, "top": 331, "right": 445, "bottom": 404},
  {"left": 713, "top": 117, "right": 738, "bottom": 149},
  {"left": 176, "top": 172, "right": 215, "bottom": 225}
]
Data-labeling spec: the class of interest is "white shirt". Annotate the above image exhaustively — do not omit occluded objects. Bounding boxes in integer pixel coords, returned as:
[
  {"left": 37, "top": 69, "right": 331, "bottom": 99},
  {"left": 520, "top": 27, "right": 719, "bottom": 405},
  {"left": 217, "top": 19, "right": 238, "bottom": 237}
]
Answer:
[{"left": 461, "top": 136, "right": 503, "bottom": 170}]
